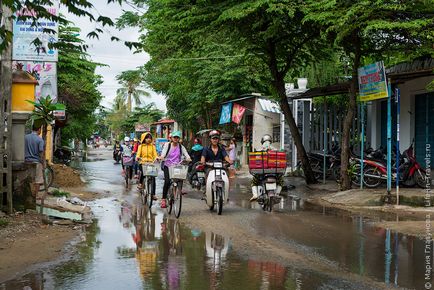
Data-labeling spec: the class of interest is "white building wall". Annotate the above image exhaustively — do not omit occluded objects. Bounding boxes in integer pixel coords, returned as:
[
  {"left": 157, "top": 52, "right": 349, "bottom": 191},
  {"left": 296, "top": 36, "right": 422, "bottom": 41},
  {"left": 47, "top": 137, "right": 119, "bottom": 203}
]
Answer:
[
  {"left": 252, "top": 98, "right": 281, "bottom": 151},
  {"left": 367, "top": 75, "right": 432, "bottom": 151},
  {"left": 396, "top": 76, "right": 432, "bottom": 151}
]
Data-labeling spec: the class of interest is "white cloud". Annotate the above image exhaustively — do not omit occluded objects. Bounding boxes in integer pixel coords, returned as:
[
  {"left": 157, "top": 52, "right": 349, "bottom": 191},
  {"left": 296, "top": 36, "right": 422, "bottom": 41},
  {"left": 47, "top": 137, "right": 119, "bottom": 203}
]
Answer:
[{"left": 60, "top": 0, "right": 167, "bottom": 112}]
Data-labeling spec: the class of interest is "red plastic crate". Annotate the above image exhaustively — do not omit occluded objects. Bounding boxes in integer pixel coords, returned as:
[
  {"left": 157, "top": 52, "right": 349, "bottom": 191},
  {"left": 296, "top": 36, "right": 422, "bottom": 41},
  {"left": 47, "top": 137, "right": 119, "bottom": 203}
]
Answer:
[{"left": 248, "top": 151, "right": 287, "bottom": 175}]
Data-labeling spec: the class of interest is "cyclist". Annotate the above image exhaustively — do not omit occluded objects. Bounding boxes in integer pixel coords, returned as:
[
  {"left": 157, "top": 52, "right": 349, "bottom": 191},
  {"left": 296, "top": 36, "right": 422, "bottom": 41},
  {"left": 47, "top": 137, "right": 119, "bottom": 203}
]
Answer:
[
  {"left": 132, "top": 137, "right": 140, "bottom": 179},
  {"left": 136, "top": 132, "right": 158, "bottom": 197},
  {"left": 121, "top": 137, "right": 134, "bottom": 179},
  {"left": 159, "top": 131, "right": 191, "bottom": 208}
]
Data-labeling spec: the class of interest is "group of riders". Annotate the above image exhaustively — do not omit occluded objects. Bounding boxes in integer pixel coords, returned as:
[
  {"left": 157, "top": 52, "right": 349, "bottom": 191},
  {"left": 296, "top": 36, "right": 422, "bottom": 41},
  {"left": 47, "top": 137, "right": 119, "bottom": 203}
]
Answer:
[{"left": 113, "top": 130, "right": 277, "bottom": 208}]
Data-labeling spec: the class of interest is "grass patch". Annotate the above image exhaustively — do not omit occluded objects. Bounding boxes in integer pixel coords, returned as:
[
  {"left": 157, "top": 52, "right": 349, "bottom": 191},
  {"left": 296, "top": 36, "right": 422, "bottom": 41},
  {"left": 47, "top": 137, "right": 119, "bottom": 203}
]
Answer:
[
  {"left": 0, "top": 218, "right": 9, "bottom": 228},
  {"left": 51, "top": 189, "right": 70, "bottom": 198}
]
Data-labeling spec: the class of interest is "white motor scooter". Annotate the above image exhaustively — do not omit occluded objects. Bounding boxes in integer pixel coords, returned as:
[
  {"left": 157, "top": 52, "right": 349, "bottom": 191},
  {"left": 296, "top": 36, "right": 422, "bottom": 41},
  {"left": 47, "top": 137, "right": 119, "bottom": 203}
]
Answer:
[{"left": 204, "top": 161, "right": 230, "bottom": 215}]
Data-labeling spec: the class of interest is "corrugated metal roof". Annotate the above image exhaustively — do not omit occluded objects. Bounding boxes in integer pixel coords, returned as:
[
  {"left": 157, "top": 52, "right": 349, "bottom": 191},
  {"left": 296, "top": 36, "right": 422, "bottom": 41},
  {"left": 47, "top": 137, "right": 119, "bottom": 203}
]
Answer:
[
  {"left": 386, "top": 58, "right": 434, "bottom": 75},
  {"left": 258, "top": 98, "right": 280, "bottom": 114}
]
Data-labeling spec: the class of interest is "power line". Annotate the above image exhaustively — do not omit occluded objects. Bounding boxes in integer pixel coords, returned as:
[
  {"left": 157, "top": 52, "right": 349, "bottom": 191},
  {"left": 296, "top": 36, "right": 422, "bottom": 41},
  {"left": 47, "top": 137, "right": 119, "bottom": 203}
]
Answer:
[{"left": 166, "top": 53, "right": 264, "bottom": 61}]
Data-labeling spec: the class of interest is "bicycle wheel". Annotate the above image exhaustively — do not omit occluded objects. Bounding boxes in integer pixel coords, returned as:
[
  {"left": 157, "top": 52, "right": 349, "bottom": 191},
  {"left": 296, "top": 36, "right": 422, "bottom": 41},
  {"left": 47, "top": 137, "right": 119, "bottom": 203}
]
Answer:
[
  {"left": 216, "top": 187, "right": 223, "bottom": 215},
  {"left": 141, "top": 177, "right": 147, "bottom": 205},
  {"left": 125, "top": 167, "right": 129, "bottom": 188},
  {"left": 147, "top": 177, "right": 154, "bottom": 209},
  {"left": 167, "top": 184, "right": 174, "bottom": 215},
  {"left": 39, "top": 166, "right": 54, "bottom": 192},
  {"left": 173, "top": 185, "right": 182, "bottom": 219}
]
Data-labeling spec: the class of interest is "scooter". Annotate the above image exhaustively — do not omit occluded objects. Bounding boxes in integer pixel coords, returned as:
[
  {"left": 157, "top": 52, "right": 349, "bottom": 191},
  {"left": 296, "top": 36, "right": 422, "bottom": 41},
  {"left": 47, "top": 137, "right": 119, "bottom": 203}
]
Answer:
[
  {"left": 362, "top": 142, "right": 428, "bottom": 188},
  {"left": 188, "top": 162, "right": 206, "bottom": 190},
  {"left": 204, "top": 161, "right": 230, "bottom": 215},
  {"left": 113, "top": 150, "right": 121, "bottom": 164},
  {"left": 252, "top": 173, "right": 283, "bottom": 212}
]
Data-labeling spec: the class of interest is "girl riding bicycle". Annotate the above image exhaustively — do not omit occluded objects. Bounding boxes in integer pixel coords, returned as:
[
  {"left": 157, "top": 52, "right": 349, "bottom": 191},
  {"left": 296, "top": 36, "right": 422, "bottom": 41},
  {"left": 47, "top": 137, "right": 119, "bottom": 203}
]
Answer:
[
  {"left": 159, "top": 131, "right": 191, "bottom": 208},
  {"left": 136, "top": 132, "right": 158, "bottom": 194}
]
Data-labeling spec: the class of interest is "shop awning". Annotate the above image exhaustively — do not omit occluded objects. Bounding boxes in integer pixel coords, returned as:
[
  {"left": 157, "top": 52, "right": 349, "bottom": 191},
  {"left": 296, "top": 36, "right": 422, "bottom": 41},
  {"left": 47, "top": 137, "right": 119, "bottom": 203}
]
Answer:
[{"left": 258, "top": 98, "right": 280, "bottom": 114}]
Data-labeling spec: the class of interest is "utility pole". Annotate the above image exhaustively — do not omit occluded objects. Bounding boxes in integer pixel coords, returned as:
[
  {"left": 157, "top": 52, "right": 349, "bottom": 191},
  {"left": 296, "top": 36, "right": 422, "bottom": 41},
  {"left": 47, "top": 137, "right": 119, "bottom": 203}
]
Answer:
[{"left": 0, "top": 1, "right": 13, "bottom": 214}]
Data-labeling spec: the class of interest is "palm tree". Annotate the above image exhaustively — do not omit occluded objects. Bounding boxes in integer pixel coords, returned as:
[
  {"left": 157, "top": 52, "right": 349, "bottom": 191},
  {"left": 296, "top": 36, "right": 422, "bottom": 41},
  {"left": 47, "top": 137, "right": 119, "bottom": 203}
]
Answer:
[{"left": 116, "top": 69, "right": 150, "bottom": 111}]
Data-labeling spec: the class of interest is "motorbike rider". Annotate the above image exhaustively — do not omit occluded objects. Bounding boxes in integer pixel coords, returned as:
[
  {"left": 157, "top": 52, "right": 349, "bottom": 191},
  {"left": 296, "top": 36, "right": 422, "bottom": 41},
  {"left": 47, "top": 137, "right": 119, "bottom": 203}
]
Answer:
[
  {"left": 250, "top": 134, "right": 283, "bottom": 202},
  {"left": 113, "top": 140, "right": 121, "bottom": 160},
  {"left": 136, "top": 132, "right": 158, "bottom": 195},
  {"left": 200, "top": 130, "right": 233, "bottom": 165},
  {"left": 159, "top": 131, "right": 191, "bottom": 208},
  {"left": 188, "top": 138, "right": 204, "bottom": 180}
]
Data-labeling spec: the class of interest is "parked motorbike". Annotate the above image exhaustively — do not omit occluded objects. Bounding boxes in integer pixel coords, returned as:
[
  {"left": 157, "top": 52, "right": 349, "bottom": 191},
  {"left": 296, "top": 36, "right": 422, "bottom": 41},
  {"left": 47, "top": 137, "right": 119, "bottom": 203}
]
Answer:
[
  {"left": 188, "top": 162, "right": 206, "bottom": 190},
  {"left": 363, "top": 142, "right": 428, "bottom": 188},
  {"left": 307, "top": 142, "right": 341, "bottom": 181},
  {"left": 53, "top": 146, "right": 73, "bottom": 165},
  {"left": 204, "top": 161, "right": 230, "bottom": 215}
]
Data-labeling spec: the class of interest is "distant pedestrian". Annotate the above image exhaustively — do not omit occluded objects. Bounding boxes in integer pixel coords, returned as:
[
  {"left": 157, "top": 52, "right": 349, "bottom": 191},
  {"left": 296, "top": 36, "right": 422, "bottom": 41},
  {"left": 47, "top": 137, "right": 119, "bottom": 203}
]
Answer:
[
  {"left": 226, "top": 138, "right": 237, "bottom": 178},
  {"left": 25, "top": 124, "right": 45, "bottom": 196}
]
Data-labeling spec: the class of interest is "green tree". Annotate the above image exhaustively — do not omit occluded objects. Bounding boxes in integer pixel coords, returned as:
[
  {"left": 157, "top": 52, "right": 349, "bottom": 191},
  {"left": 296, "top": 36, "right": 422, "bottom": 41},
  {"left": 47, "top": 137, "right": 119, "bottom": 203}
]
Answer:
[
  {"left": 125, "top": 0, "right": 322, "bottom": 183},
  {"left": 57, "top": 24, "right": 104, "bottom": 144},
  {"left": 116, "top": 69, "right": 150, "bottom": 112},
  {"left": 306, "top": 0, "right": 434, "bottom": 190},
  {"left": 0, "top": 0, "right": 143, "bottom": 53},
  {"left": 106, "top": 102, "right": 164, "bottom": 136},
  {"left": 117, "top": 1, "right": 270, "bottom": 131}
]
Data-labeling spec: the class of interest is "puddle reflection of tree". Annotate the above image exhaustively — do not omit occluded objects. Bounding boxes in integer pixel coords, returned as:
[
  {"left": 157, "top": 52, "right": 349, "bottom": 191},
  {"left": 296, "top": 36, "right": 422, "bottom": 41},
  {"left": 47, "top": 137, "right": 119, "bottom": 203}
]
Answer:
[{"left": 52, "top": 220, "right": 100, "bottom": 282}]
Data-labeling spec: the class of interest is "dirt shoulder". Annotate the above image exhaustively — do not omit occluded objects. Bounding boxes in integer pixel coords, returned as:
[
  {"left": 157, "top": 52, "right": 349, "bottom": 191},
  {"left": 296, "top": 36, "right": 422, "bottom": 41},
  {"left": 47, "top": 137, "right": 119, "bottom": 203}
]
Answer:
[
  {"left": 306, "top": 188, "right": 434, "bottom": 236},
  {"left": 0, "top": 161, "right": 98, "bottom": 283},
  {"left": 0, "top": 210, "right": 82, "bottom": 283}
]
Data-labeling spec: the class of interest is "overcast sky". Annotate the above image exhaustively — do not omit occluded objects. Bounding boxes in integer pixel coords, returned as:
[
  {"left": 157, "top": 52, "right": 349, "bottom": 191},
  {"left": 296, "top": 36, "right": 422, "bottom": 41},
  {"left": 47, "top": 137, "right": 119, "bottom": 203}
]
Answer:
[{"left": 61, "top": 0, "right": 167, "bottom": 112}]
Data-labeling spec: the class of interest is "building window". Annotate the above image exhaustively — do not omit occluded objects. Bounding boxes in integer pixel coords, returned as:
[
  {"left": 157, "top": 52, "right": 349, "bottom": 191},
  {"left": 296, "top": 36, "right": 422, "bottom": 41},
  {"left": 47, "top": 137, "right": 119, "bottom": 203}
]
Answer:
[{"left": 272, "top": 125, "right": 280, "bottom": 143}]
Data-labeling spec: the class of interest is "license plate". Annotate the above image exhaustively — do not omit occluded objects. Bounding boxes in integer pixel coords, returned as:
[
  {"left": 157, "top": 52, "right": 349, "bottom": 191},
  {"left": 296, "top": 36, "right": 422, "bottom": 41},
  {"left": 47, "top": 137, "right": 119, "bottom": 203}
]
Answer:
[
  {"left": 265, "top": 183, "right": 277, "bottom": 190},
  {"left": 197, "top": 172, "right": 205, "bottom": 178}
]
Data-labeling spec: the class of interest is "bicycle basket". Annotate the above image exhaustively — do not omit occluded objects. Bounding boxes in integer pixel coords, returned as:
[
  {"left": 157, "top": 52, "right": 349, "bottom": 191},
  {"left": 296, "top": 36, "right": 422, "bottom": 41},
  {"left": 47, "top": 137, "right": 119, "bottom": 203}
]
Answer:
[
  {"left": 168, "top": 165, "right": 188, "bottom": 180},
  {"left": 142, "top": 164, "right": 158, "bottom": 177},
  {"left": 122, "top": 156, "right": 135, "bottom": 166}
]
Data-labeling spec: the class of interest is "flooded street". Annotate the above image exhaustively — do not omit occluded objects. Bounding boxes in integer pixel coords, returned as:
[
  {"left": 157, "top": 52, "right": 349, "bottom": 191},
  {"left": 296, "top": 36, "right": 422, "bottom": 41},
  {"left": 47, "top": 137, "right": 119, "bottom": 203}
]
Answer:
[{"left": 2, "top": 148, "right": 432, "bottom": 290}]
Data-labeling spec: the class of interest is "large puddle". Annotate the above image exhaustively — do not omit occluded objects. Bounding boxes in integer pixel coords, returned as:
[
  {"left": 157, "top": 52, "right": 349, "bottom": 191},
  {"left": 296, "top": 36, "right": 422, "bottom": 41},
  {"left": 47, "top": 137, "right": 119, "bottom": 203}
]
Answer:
[
  {"left": 2, "top": 199, "right": 378, "bottom": 290},
  {"left": 2, "top": 156, "right": 432, "bottom": 289}
]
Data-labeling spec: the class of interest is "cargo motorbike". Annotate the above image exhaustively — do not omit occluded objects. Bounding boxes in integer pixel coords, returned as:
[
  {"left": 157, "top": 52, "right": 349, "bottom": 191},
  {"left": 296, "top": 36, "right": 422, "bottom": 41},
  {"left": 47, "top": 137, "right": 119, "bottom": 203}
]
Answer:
[{"left": 249, "top": 151, "right": 287, "bottom": 212}]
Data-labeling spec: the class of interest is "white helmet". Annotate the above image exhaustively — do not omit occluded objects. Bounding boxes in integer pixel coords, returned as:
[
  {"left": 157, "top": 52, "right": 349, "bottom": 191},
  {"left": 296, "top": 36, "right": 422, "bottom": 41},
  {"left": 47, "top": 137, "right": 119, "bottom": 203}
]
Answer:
[
  {"left": 261, "top": 134, "right": 272, "bottom": 144},
  {"left": 124, "top": 136, "right": 130, "bottom": 142}
]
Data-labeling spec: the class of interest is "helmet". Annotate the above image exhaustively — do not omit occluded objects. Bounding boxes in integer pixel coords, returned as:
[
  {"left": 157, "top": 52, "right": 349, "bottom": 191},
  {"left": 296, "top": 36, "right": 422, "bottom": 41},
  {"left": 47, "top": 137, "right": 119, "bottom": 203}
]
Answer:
[
  {"left": 124, "top": 136, "right": 130, "bottom": 142},
  {"left": 261, "top": 134, "right": 272, "bottom": 144},
  {"left": 209, "top": 130, "right": 221, "bottom": 139},
  {"left": 194, "top": 138, "right": 202, "bottom": 145}
]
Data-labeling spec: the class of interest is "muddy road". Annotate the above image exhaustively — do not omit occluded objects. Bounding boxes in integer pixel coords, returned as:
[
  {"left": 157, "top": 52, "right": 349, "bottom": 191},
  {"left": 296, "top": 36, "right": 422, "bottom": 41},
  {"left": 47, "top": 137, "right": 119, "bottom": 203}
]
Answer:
[{"left": 1, "top": 148, "right": 431, "bottom": 290}]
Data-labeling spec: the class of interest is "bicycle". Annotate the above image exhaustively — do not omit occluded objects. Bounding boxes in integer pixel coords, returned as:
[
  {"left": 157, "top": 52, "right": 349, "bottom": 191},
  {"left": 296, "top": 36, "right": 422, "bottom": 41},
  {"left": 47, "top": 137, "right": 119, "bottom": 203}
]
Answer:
[
  {"left": 166, "top": 162, "right": 189, "bottom": 219},
  {"left": 123, "top": 155, "right": 135, "bottom": 188},
  {"left": 140, "top": 161, "right": 158, "bottom": 208},
  {"left": 39, "top": 161, "right": 54, "bottom": 192}
]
